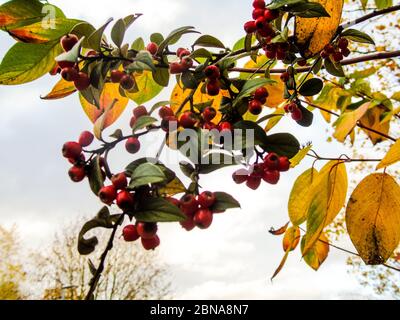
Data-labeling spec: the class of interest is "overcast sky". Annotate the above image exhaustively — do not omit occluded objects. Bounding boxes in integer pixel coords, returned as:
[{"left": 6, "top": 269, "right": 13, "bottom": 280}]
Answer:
[{"left": 0, "top": 0, "right": 388, "bottom": 299}]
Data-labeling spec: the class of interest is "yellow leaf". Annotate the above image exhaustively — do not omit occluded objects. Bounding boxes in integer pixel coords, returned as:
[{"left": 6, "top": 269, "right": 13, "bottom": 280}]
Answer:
[
  {"left": 283, "top": 226, "right": 301, "bottom": 252},
  {"left": 377, "top": 139, "right": 400, "bottom": 170},
  {"left": 41, "top": 78, "right": 76, "bottom": 100},
  {"left": 125, "top": 71, "right": 163, "bottom": 105},
  {"left": 314, "top": 84, "right": 349, "bottom": 123},
  {"left": 359, "top": 105, "right": 390, "bottom": 145},
  {"left": 295, "top": 0, "right": 344, "bottom": 58},
  {"left": 288, "top": 168, "right": 318, "bottom": 226},
  {"left": 333, "top": 102, "right": 370, "bottom": 142},
  {"left": 93, "top": 98, "right": 119, "bottom": 140},
  {"left": 265, "top": 103, "right": 286, "bottom": 132},
  {"left": 346, "top": 173, "right": 400, "bottom": 265},
  {"left": 158, "top": 177, "right": 186, "bottom": 196},
  {"left": 80, "top": 82, "right": 129, "bottom": 128},
  {"left": 303, "top": 161, "right": 348, "bottom": 255},
  {"left": 301, "top": 233, "right": 330, "bottom": 271},
  {"left": 271, "top": 248, "right": 291, "bottom": 281},
  {"left": 289, "top": 144, "right": 312, "bottom": 168}
]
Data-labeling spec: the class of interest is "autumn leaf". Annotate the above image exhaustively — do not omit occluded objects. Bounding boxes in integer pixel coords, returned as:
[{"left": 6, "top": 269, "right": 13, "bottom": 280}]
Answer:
[
  {"left": 158, "top": 177, "right": 187, "bottom": 196},
  {"left": 0, "top": 0, "right": 45, "bottom": 30},
  {"left": 283, "top": 226, "right": 301, "bottom": 252},
  {"left": 41, "top": 78, "right": 76, "bottom": 100},
  {"left": 301, "top": 233, "right": 330, "bottom": 271},
  {"left": 265, "top": 103, "right": 286, "bottom": 132},
  {"left": 346, "top": 173, "right": 400, "bottom": 265},
  {"left": 314, "top": 84, "right": 350, "bottom": 123},
  {"left": 376, "top": 139, "right": 400, "bottom": 170},
  {"left": 359, "top": 105, "right": 390, "bottom": 145},
  {"left": 125, "top": 71, "right": 163, "bottom": 105},
  {"left": 289, "top": 144, "right": 312, "bottom": 168},
  {"left": 269, "top": 222, "right": 289, "bottom": 236},
  {"left": 295, "top": 0, "right": 344, "bottom": 58}
]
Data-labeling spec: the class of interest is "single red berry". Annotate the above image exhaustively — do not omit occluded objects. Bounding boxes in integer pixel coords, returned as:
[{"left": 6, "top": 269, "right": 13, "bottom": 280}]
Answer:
[
  {"left": 204, "top": 65, "right": 221, "bottom": 79},
  {"left": 180, "top": 194, "right": 199, "bottom": 217},
  {"left": 263, "top": 169, "right": 280, "bottom": 184},
  {"left": 198, "top": 191, "right": 216, "bottom": 209},
  {"left": 68, "top": 153, "right": 85, "bottom": 165},
  {"left": 324, "top": 44, "right": 335, "bottom": 54},
  {"left": 255, "top": 16, "right": 266, "bottom": 29},
  {"left": 219, "top": 122, "right": 233, "bottom": 133},
  {"left": 74, "top": 72, "right": 90, "bottom": 91},
  {"left": 181, "top": 56, "right": 193, "bottom": 69},
  {"left": 276, "top": 50, "right": 286, "bottom": 60},
  {"left": 264, "top": 153, "right": 280, "bottom": 170},
  {"left": 278, "top": 157, "right": 291, "bottom": 172},
  {"left": 333, "top": 52, "right": 344, "bottom": 62},
  {"left": 58, "top": 60, "right": 75, "bottom": 69},
  {"left": 246, "top": 175, "right": 262, "bottom": 190},
  {"left": 169, "top": 62, "right": 185, "bottom": 74},
  {"left": 62, "top": 142, "right": 82, "bottom": 159},
  {"left": 133, "top": 105, "right": 148, "bottom": 119},
  {"left": 254, "top": 87, "right": 269, "bottom": 101},
  {"left": 120, "top": 75, "right": 135, "bottom": 90},
  {"left": 68, "top": 166, "right": 86, "bottom": 182},
  {"left": 116, "top": 190, "right": 135, "bottom": 211},
  {"left": 287, "top": 102, "right": 297, "bottom": 113},
  {"left": 338, "top": 38, "right": 349, "bottom": 50},
  {"left": 179, "top": 111, "right": 197, "bottom": 129},
  {"left": 166, "top": 197, "right": 180, "bottom": 207},
  {"left": 177, "top": 48, "right": 191, "bottom": 59},
  {"left": 297, "top": 59, "right": 307, "bottom": 67},
  {"left": 194, "top": 209, "right": 213, "bottom": 229},
  {"left": 264, "top": 9, "right": 279, "bottom": 21},
  {"left": 253, "top": 0, "right": 265, "bottom": 9},
  {"left": 111, "top": 172, "right": 128, "bottom": 190},
  {"left": 161, "top": 116, "right": 178, "bottom": 132},
  {"left": 123, "top": 225, "right": 140, "bottom": 242},
  {"left": 85, "top": 50, "right": 98, "bottom": 57},
  {"left": 141, "top": 235, "right": 160, "bottom": 250},
  {"left": 130, "top": 116, "right": 137, "bottom": 128},
  {"left": 60, "top": 34, "right": 79, "bottom": 52},
  {"left": 146, "top": 42, "right": 158, "bottom": 55},
  {"left": 266, "top": 50, "right": 277, "bottom": 59},
  {"left": 259, "top": 23, "right": 274, "bottom": 38},
  {"left": 78, "top": 131, "right": 94, "bottom": 147},
  {"left": 137, "top": 222, "right": 158, "bottom": 240},
  {"left": 159, "top": 106, "right": 174, "bottom": 119},
  {"left": 320, "top": 50, "right": 330, "bottom": 59},
  {"left": 249, "top": 100, "right": 263, "bottom": 115},
  {"left": 252, "top": 8, "right": 265, "bottom": 20},
  {"left": 244, "top": 21, "right": 257, "bottom": 34},
  {"left": 232, "top": 169, "right": 249, "bottom": 184},
  {"left": 125, "top": 137, "right": 141, "bottom": 154},
  {"left": 203, "top": 122, "right": 218, "bottom": 131},
  {"left": 291, "top": 108, "right": 303, "bottom": 121},
  {"left": 203, "top": 107, "right": 217, "bottom": 122},
  {"left": 180, "top": 218, "right": 196, "bottom": 232},
  {"left": 341, "top": 48, "right": 351, "bottom": 57},
  {"left": 60, "top": 67, "right": 78, "bottom": 82},
  {"left": 98, "top": 185, "right": 117, "bottom": 205},
  {"left": 111, "top": 70, "right": 125, "bottom": 83},
  {"left": 280, "top": 72, "right": 290, "bottom": 82},
  {"left": 207, "top": 79, "right": 221, "bottom": 96}
]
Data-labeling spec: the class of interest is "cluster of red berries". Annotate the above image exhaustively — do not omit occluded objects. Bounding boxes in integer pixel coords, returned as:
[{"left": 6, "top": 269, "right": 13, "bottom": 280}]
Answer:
[
  {"left": 244, "top": 0, "right": 279, "bottom": 40},
  {"left": 204, "top": 65, "right": 221, "bottom": 96},
  {"left": 110, "top": 69, "right": 135, "bottom": 90},
  {"left": 320, "top": 38, "right": 350, "bottom": 62},
  {"left": 284, "top": 101, "right": 303, "bottom": 122},
  {"left": 62, "top": 131, "right": 95, "bottom": 182},
  {"left": 53, "top": 34, "right": 91, "bottom": 91},
  {"left": 122, "top": 222, "right": 160, "bottom": 250},
  {"left": 263, "top": 42, "right": 289, "bottom": 61},
  {"left": 248, "top": 87, "right": 269, "bottom": 115},
  {"left": 169, "top": 48, "right": 193, "bottom": 74},
  {"left": 232, "top": 153, "right": 290, "bottom": 190}
]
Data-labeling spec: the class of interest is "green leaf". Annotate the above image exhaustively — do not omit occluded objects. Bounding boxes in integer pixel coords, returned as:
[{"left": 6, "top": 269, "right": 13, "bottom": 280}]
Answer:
[
  {"left": 234, "top": 121, "right": 269, "bottom": 148},
  {"left": 111, "top": 18, "right": 126, "bottom": 48},
  {"left": 324, "top": 58, "right": 345, "bottom": 77},
  {"left": 87, "top": 156, "right": 105, "bottom": 196},
  {"left": 0, "top": 0, "right": 46, "bottom": 30},
  {"left": 349, "top": 67, "right": 376, "bottom": 79},
  {"left": 158, "top": 26, "right": 199, "bottom": 54},
  {"left": 210, "top": 192, "right": 241, "bottom": 212},
  {"left": 299, "top": 78, "right": 323, "bottom": 97},
  {"left": 0, "top": 40, "right": 62, "bottom": 85},
  {"left": 86, "top": 18, "right": 113, "bottom": 52},
  {"left": 290, "top": 2, "right": 331, "bottom": 18},
  {"left": 132, "top": 116, "right": 157, "bottom": 132},
  {"left": 193, "top": 35, "right": 225, "bottom": 49},
  {"left": 234, "top": 78, "right": 275, "bottom": 106},
  {"left": 374, "top": 0, "right": 393, "bottom": 9},
  {"left": 125, "top": 50, "right": 155, "bottom": 72},
  {"left": 125, "top": 71, "right": 163, "bottom": 104},
  {"left": 135, "top": 197, "right": 186, "bottom": 222},
  {"left": 150, "top": 32, "right": 164, "bottom": 45},
  {"left": 131, "top": 37, "right": 145, "bottom": 51},
  {"left": 341, "top": 29, "right": 375, "bottom": 45},
  {"left": 198, "top": 152, "right": 238, "bottom": 174},
  {"left": 190, "top": 48, "right": 213, "bottom": 59},
  {"left": 267, "top": 0, "right": 304, "bottom": 10},
  {"left": 129, "top": 163, "right": 167, "bottom": 188},
  {"left": 264, "top": 133, "right": 301, "bottom": 158}
]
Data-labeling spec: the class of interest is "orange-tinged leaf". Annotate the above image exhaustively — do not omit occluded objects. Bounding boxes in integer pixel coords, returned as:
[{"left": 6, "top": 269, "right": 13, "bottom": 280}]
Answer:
[
  {"left": 295, "top": 0, "right": 344, "bottom": 58},
  {"left": 376, "top": 139, "right": 400, "bottom": 170},
  {"left": 0, "top": 0, "right": 44, "bottom": 30},
  {"left": 346, "top": 173, "right": 400, "bottom": 265},
  {"left": 93, "top": 98, "right": 119, "bottom": 140},
  {"left": 301, "top": 233, "right": 330, "bottom": 271},
  {"left": 269, "top": 222, "right": 289, "bottom": 236},
  {"left": 41, "top": 78, "right": 76, "bottom": 100},
  {"left": 283, "top": 226, "right": 301, "bottom": 252},
  {"left": 359, "top": 105, "right": 390, "bottom": 145},
  {"left": 271, "top": 248, "right": 291, "bottom": 281},
  {"left": 79, "top": 83, "right": 129, "bottom": 129}
]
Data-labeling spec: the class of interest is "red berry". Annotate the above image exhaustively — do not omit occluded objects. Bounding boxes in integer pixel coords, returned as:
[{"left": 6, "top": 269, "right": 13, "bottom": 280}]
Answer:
[
  {"left": 333, "top": 52, "right": 343, "bottom": 62},
  {"left": 320, "top": 50, "right": 330, "bottom": 59},
  {"left": 341, "top": 48, "right": 351, "bottom": 57},
  {"left": 287, "top": 102, "right": 297, "bottom": 113},
  {"left": 62, "top": 141, "right": 82, "bottom": 159},
  {"left": 263, "top": 169, "right": 280, "bottom": 184},
  {"left": 181, "top": 56, "right": 193, "bottom": 69},
  {"left": 280, "top": 72, "right": 290, "bottom": 82},
  {"left": 177, "top": 48, "right": 191, "bottom": 59},
  {"left": 324, "top": 44, "right": 335, "bottom": 54},
  {"left": 98, "top": 185, "right": 117, "bottom": 205},
  {"left": 86, "top": 50, "right": 98, "bottom": 57},
  {"left": 116, "top": 190, "right": 135, "bottom": 211},
  {"left": 161, "top": 116, "right": 178, "bottom": 132},
  {"left": 255, "top": 16, "right": 266, "bottom": 29},
  {"left": 291, "top": 108, "right": 303, "bottom": 121},
  {"left": 133, "top": 105, "right": 148, "bottom": 119},
  {"left": 253, "top": 0, "right": 265, "bottom": 9},
  {"left": 266, "top": 50, "right": 277, "bottom": 59},
  {"left": 179, "top": 111, "right": 197, "bottom": 129},
  {"left": 169, "top": 62, "right": 185, "bottom": 74},
  {"left": 111, "top": 70, "right": 125, "bottom": 83},
  {"left": 203, "top": 107, "right": 217, "bottom": 122},
  {"left": 146, "top": 42, "right": 158, "bottom": 55},
  {"left": 219, "top": 122, "right": 233, "bottom": 133},
  {"left": 180, "top": 218, "right": 196, "bottom": 232},
  {"left": 264, "top": 9, "right": 279, "bottom": 21},
  {"left": 123, "top": 225, "right": 140, "bottom": 242},
  {"left": 61, "top": 67, "right": 78, "bottom": 82},
  {"left": 60, "top": 34, "right": 79, "bottom": 52},
  {"left": 297, "top": 59, "right": 307, "bottom": 67},
  {"left": 253, "top": 8, "right": 265, "bottom": 20},
  {"left": 125, "top": 137, "right": 141, "bottom": 154},
  {"left": 232, "top": 169, "right": 249, "bottom": 184},
  {"left": 130, "top": 116, "right": 137, "bottom": 128},
  {"left": 58, "top": 61, "right": 75, "bottom": 69},
  {"left": 141, "top": 235, "right": 160, "bottom": 250},
  {"left": 159, "top": 106, "right": 174, "bottom": 119},
  {"left": 278, "top": 157, "right": 291, "bottom": 172},
  {"left": 244, "top": 21, "right": 257, "bottom": 34},
  {"left": 78, "top": 131, "right": 94, "bottom": 147},
  {"left": 120, "top": 75, "right": 135, "bottom": 90},
  {"left": 276, "top": 50, "right": 286, "bottom": 60},
  {"left": 198, "top": 191, "right": 216, "bottom": 209},
  {"left": 203, "top": 122, "right": 218, "bottom": 131},
  {"left": 264, "top": 153, "right": 280, "bottom": 170},
  {"left": 180, "top": 194, "right": 199, "bottom": 217},
  {"left": 338, "top": 38, "right": 349, "bottom": 50},
  {"left": 68, "top": 153, "right": 85, "bottom": 165},
  {"left": 207, "top": 79, "right": 221, "bottom": 96},
  {"left": 249, "top": 100, "right": 263, "bottom": 115},
  {"left": 74, "top": 72, "right": 90, "bottom": 91},
  {"left": 166, "top": 197, "right": 180, "bottom": 207},
  {"left": 259, "top": 24, "right": 274, "bottom": 37},
  {"left": 254, "top": 87, "right": 269, "bottom": 100},
  {"left": 204, "top": 65, "right": 221, "bottom": 79},
  {"left": 137, "top": 222, "right": 158, "bottom": 240},
  {"left": 68, "top": 166, "right": 86, "bottom": 182},
  {"left": 194, "top": 209, "right": 213, "bottom": 229},
  {"left": 246, "top": 175, "right": 261, "bottom": 190},
  {"left": 111, "top": 172, "right": 128, "bottom": 190}
]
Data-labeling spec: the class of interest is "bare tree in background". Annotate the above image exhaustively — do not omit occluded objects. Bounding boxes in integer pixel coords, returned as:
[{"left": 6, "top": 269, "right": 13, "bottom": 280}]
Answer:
[{"left": 32, "top": 221, "right": 171, "bottom": 300}]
